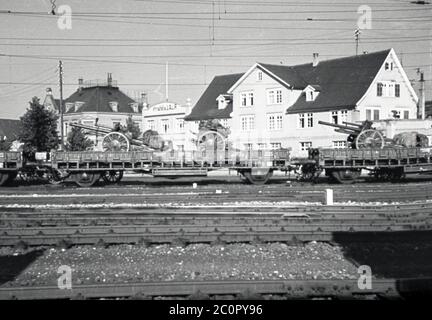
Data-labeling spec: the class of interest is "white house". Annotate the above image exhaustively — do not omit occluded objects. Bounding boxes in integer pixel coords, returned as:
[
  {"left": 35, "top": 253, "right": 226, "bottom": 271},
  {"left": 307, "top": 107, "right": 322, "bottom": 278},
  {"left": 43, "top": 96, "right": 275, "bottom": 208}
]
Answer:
[
  {"left": 187, "top": 49, "right": 419, "bottom": 157},
  {"left": 142, "top": 101, "right": 198, "bottom": 151}
]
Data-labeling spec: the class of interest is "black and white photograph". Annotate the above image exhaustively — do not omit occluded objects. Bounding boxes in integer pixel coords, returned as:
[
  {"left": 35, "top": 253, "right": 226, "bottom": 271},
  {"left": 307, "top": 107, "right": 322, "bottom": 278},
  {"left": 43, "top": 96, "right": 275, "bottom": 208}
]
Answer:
[{"left": 0, "top": 0, "right": 431, "bottom": 312}]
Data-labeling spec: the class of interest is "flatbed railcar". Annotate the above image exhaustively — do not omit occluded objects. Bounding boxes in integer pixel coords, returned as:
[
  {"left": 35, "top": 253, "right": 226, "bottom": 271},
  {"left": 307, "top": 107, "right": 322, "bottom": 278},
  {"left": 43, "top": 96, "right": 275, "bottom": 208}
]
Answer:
[
  {"left": 300, "top": 147, "right": 432, "bottom": 183},
  {"left": 2, "top": 146, "right": 432, "bottom": 187},
  {"left": 0, "top": 149, "right": 292, "bottom": 187}
]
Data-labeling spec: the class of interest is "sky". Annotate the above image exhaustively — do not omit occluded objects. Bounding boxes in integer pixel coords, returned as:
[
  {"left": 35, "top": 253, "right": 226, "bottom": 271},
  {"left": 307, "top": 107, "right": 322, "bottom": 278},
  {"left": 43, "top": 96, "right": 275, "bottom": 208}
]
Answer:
[{"left": 0, "top": 0, "right": 430, "bottom": 119}]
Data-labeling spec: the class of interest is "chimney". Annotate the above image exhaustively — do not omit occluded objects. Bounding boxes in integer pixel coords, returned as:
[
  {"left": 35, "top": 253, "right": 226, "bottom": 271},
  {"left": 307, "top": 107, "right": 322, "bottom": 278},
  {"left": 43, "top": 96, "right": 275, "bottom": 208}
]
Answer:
[
  {"left": 46, "top": 87, "right": 53, "bottom": 95},
  {"left": 312, "top": 53, "right": 319, "bottom": 67},
  {"left": 107, "top": 73, "right": 112, "bottom": 87}
]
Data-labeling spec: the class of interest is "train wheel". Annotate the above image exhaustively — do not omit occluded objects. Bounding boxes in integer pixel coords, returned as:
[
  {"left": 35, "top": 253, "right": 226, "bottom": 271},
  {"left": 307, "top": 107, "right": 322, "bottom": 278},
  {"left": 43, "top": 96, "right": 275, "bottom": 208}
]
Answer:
[
  {"left": 331, "top": 169, "right": 361, "bottom": 184},
  {"left": 73, "top": 172, "right": 100, "bottom": 187},
  {"left": 0, "top": 172, "right": 10, "bottom": 186},
  {"left": 102, "top": 170, "right": 124, "bottom": 184},
  {"left": 241, "top": 169, "right": 273, "bottom": 185}
]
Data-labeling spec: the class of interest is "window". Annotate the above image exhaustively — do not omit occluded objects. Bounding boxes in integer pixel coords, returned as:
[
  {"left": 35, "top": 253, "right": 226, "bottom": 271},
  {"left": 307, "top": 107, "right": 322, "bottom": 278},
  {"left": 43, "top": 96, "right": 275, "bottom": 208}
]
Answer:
[
  {"left": 385, "top": 62, "right": 389, "bottom": 70},
  {"left": 267, "top": 89, "right": 282, "bottom": 105},
  {"left": 220, "top": 119, "right": 229, "bottom": 128},
  {"left": 340, "top": 110, "right": 348, "bottom": 124},
  {"left": 333, "top": 141, "right": 347, "bottom": 148},
  {"left": 268, "top": 115, "right": 275, "bottom": 131},
  {"left": 392, "top": 110, "right": 410, "bottom": 119},
  {"left": 307, "top": 113, "right": 313, "bottom": 127},
  {"left": 148, "top": 120, "right": 155, "bottom": 130},
  {"left": 257, "top": 143, "right": 267, "bottom": 150},
  {"left": 276, "top": 114, "right": 283, "bottom": 130},
  {"left": 377, "top": 83, "right": 383, "bottom": 97},
  {"left": 270, "top": 143, "right": 282, "bottom": 150},
  {"left": 331, "top": 111, "right": 338, "bottom": 124},
  {"left": 240, "top": 115, "right": 255, "bottom": 131},
  {"left": 299, "top": 113, "right": 305, "bottom": 128},
  {"left": 300, "top": 142, "right": 312, "bottom": 151},
  {"left": 366, "top": 109, "right": 380, "bottom": 121},
  {"left": 395, "top": 84, "right": 400, "bottom": 97},
  {"left": 240, "top": 91, "right": 254, "bottom": 107},
  {"left": 109, "top": 101, "right": 118, "bottom": 112},
  {"left": 403, "top": 110, "right": 409, "bottom": 119},
  {"left": 258, "top": 71, "right": 263, "bottom": 81},
  {"left": 161, "top": 119, "right": 169, "bottom": 133},
  {"left": 267, "top": 114, "right": 282, "bottom": 131},
  {"left": 176, "top": 118, "right": 184, "bottom": 132}
]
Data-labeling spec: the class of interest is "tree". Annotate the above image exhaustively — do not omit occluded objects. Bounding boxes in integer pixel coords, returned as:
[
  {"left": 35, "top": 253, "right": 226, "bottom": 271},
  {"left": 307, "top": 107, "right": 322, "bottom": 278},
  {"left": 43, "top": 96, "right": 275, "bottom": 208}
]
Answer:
[
  {"left": 125, "top": 115, "right": 141, "bottom": 140},
  {"left": 66, "top": 126, "right": 94, "bottom": 151},
  {"left": 0, "top": 137, "right": 11, "bottom": 151},
  {"left": 18, "top": 97, "right": 59, "bottom": 159}
]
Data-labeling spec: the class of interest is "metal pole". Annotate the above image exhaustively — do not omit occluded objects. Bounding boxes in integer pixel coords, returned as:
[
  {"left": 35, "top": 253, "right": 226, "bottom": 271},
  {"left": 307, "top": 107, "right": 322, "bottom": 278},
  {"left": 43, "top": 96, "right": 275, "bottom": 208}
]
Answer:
[
  {"left": 419, "top": 71, "right": 425, "bottom": 120},
  {"left": 59, "top": 60, "right": 64, "bottom": 150}
]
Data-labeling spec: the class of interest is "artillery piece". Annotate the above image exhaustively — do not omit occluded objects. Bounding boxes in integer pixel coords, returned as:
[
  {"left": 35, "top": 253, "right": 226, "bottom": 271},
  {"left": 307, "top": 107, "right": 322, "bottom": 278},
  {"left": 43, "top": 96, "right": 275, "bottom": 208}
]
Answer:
[
  {"left": 318, "top": 120, "right": 387, "bottom": 149},
  {"left": 69, "top": 122, "right": 154, "bottom": 152}
]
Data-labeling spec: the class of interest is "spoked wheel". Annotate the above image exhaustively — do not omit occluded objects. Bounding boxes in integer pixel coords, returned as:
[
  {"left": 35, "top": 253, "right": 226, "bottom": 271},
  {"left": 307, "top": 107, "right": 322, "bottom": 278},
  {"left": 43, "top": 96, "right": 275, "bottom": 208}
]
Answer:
[
  {"left": 241, "top": 169, "right": 273, "bottom": 185},
  {"left": 101, "top": 170, "right": 124, "bottom": 184},
  {"left": 331, "top": 169, "right": 361, "bottom": 184},
  {"left": 102, "top": 132, "right": 130, "bottom": 152},
  {"left": 73, "top": 172, "right": 101, "bottom": 187},
  {"left": 355, "top": 129, "right": 385, "bottom": 149},
  {"left": 0, "top": 172, "right": 11, "bottom": 186}
]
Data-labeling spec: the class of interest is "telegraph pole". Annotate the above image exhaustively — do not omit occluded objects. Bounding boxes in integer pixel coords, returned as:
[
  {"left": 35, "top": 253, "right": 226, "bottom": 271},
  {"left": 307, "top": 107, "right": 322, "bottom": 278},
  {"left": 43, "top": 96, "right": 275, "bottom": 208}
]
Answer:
[
  {"left": 59, "top": 60, "right": 64, "bottom": 150},
  {"left": 165, "top": 61, "right": 169, "bottom": 101}
]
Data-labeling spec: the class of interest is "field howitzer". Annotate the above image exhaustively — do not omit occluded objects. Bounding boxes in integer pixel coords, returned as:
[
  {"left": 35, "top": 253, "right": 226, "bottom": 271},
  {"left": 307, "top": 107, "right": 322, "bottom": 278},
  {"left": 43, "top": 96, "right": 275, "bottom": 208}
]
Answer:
[
  {"left": 318, "top": 120, "right": 387, "bottom": 149},
  {"left": 69, "top": 122, "right": 153, "bottom": 152}
]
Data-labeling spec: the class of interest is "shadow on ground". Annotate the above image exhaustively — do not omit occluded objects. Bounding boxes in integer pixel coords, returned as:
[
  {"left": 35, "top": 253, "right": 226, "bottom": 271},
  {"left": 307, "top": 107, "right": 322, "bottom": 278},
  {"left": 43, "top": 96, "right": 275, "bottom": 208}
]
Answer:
[
  {"left": 0, "top": 249, "right": 45, "bottom": 285},
  {"left": 333, "top": 230, "right": 432, "bottom": 298}
]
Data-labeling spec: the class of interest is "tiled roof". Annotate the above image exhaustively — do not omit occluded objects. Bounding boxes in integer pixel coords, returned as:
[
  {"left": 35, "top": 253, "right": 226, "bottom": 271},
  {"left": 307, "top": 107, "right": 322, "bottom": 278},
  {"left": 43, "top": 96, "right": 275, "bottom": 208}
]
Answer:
[
  {"left": 64, "top": 86, "right": 140, "bottom": 114},
  {"left": 0, "top": 118, "right": 20, "bottom": 141},
  {"left": 284, "top": 49, "right": 391, "bottom": 114},
  {"left": 184, "top": 73, "right": 243, "bottom": 121}
]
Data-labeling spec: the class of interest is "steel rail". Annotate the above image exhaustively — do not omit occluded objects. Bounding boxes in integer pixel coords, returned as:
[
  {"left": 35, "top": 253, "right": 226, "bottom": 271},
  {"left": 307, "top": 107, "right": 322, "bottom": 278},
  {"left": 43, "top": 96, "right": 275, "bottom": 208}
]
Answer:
[{"left": 1, "top": 278, "right": 431, "bottom": 300}]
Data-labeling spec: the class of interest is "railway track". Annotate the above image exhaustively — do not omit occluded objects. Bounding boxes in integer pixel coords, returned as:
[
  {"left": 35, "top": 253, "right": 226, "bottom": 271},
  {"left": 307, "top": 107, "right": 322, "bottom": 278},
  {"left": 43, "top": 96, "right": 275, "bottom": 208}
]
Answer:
[
  {"left": 1, "top": 278, "right": 431, "bottom": 300},
  {"left": 1, "top": 203, "right": 431, "bottom": 246},
  {"left": 1, "top": 179, "right": 432, "bottom": 204}
]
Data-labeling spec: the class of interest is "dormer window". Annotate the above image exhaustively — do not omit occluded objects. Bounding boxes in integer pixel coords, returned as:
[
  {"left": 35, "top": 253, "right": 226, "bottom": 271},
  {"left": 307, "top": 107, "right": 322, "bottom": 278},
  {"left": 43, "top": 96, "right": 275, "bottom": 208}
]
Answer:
[
  {"left": 216, "top": 94, "right": 232, "bottom": 110},
  {"left": 65, "top": 103, "right": 74, "bottom": 113},
  {"left": 74, "top": 101, "right": 84, "bottom": 112},
  {"left": 303, "top": 85, "right": 320, "bottom": 102},
  {"left": 109, "top": 101, "right": 119, "bottom": 112}
]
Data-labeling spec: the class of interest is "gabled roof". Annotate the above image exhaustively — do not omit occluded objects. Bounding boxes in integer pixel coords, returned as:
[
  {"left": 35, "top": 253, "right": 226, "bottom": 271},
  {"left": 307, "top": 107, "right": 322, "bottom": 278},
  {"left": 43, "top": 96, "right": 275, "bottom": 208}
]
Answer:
[
  {"left": 0, "top": 118, "right": 20, "bottom": 141},
  {"left": 285, "top": 49, "right": 392, "bottom": 114},
  {"left": 185, "top": 73, "right": 243, "bottom": 121},
  {"left": 64, "top": 86, "right": 140, "bottom": 114}
]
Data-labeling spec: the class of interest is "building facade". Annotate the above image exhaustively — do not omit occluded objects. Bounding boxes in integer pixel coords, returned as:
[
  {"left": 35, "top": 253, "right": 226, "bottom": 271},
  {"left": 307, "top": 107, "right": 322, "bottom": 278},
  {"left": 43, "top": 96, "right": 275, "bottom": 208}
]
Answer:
[
  {"left": 44, "top": 74, "right": 143, "bottom": 150},
  {"left": 187, "top": 49, "right": 419, "bottom": 157},
  {"left": 142, "top": 101, "right": 198, "bottom": 151}
]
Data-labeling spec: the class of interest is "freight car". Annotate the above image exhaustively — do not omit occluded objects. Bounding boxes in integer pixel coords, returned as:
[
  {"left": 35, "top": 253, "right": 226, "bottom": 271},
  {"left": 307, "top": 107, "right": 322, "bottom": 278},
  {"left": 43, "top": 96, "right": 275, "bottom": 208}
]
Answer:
[
  {"left": 0, "top": 148, "right": 291, "bottom": 187},
  {"left": 2, "top": 146, "right": 432, "bottom": 187}
]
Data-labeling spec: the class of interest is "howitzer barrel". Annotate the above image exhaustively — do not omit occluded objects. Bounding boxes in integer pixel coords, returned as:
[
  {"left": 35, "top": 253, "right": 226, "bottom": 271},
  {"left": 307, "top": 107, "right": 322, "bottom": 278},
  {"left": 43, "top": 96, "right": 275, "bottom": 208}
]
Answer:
[
  {"left": 318, "top": 120, "right": 362, "bottom": 132},
  {"left": 69, "top": 122, "right": 113, "bottom": 134}
]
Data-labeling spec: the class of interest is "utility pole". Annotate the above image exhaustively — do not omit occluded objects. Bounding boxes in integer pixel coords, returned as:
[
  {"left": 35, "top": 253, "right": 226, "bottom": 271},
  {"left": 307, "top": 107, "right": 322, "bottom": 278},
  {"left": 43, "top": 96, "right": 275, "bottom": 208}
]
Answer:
[
  {"left": 418, "top": 69, "right": 425, "bottom": 120},
  {"left": 165, "top": 62, "right": 169, "bottom": 101},
  {"left": 59, "top": 60, "right": 64, "bottom": 150},
  {"left": 354, "top": 29, "right": 361, "bottom": 56}
]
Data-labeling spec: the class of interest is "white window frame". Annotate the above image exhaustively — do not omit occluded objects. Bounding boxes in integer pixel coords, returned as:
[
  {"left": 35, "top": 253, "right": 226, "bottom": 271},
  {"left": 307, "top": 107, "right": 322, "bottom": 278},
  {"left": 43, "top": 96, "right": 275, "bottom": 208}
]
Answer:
[
  {"left": 392, "top": 108, "right": 410, "bottom": 119},
  {"left": 366, "top": 108, "right": 380, "bottom": 121},
  {"left": 266, "top": 88, "right": 283, "bottom": 105},
  {"left": 307, "top": 113, "right": 313, "bottom": 128},
  {"left": 270, "top": 142, "right": 282, "bottom": 150},
  {"left": 300, "top": 141, "right": 312, "bottom": 151},
  {"left": 257, "top": 71, "right": 263, "bottom": 81},
  {"left": 176, "top": 118, "right": 184, "bottom": 132},
  {"left": 333, "top": 141, "right": 347, "bottom": 148},
  {"left": 240, "top": 115, "right": 255, "bottom": 131},
  {"left": 298, "top": 113, "right": 305, "bottom": 128},
  {"left": 240, "top": 91, "right": 254, "bottom": 107},
  {"left": 161, "top": 119, "right": 169, "bottom": 133}
]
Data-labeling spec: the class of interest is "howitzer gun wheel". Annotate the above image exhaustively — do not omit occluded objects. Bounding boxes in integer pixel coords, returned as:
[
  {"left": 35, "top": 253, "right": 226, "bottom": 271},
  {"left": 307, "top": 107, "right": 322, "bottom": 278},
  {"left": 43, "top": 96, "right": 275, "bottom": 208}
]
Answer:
[
  {"left": 102, "top": 132, "right": 130, "bottom": 152},
  {"left": 355, "top": 129, "right": 385, "bottom": 149},
  {"left": 73, "top": 172, "right": 100, "bottom": 187},
  {"left": 102, "top": 170, "right": 124, "bottom": 183}
]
